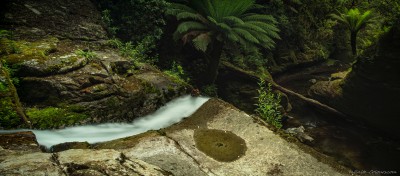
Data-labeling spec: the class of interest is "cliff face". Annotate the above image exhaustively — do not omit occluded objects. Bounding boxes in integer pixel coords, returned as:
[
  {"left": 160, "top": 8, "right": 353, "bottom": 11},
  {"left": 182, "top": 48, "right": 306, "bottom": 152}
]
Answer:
[
  {"left": 0, "top": 0, "right": 187, "bottom": 128},
  {"left": 0, "top": 0, "right": 107, "bottom": 40},
  {"left": 310, "top": 25, "right": 400, "bottom": 137}
]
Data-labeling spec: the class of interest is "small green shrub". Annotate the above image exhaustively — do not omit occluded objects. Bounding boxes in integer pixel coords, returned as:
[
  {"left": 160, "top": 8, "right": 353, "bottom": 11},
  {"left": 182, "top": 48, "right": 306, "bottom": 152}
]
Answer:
[
  {"left": 106, "top": 38, "right": 158, "bottom": 64},
  {"left": 101, "top": 9, "right": 118, "bottom": 37},
  {"left": 75, "top": 49, "right": 97, "bottom": 60},
  {"left": 255, "top": 79, "right": 283, "bottom": 129},
  {"left": 202, "top": 84, "right": 218, "bottom": 97},
  {"left": 27, "top": 107, "right": 88, "bottom": 129},
  {"left": 163, "top": 61, "right": 189, "bottom": 84},
  {"left": 0, "top": 29, "right": 11, "bottom": 39}
]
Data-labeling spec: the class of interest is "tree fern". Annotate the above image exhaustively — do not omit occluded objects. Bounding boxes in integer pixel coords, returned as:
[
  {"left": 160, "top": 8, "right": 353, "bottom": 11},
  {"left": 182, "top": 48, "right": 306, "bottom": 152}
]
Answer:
[
  {"left": 330, "top": 8, "right": 375, "bottom": 55},
  {"left": 167, "top": 0, "right": 280, "bottom": 84}
]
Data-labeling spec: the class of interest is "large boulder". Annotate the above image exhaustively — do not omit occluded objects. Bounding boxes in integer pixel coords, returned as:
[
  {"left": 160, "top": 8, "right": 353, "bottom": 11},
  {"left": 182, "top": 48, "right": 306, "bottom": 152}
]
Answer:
[
  {"left": 96, "top": 98, "right": 348, "bottom": 175},
  {"left": 16, "top": 47, "right": 188, "bottom": 125},
  {"left": 0, "top": 149, "right": 170, "bottom": 175},
  {"left": 309, "top": 25, "right": 400, "bottom": 137}
]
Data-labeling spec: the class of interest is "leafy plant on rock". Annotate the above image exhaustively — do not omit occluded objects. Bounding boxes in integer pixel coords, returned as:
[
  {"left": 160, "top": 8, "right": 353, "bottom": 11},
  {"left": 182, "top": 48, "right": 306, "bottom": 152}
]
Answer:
[{"left": 255, "top": 79, "right": 283, "bottom": 129}]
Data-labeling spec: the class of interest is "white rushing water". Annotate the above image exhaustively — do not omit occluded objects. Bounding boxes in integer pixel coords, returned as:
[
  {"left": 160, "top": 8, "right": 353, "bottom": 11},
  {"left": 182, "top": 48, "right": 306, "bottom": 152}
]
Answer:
[{"left": 0, "top": 95, "right": 209, "bottom": 149}]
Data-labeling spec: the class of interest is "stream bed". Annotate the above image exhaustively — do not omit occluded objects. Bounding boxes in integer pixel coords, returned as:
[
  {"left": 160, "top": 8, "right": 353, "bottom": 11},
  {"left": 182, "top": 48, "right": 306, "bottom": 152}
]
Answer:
[
  {"left": 274, "top": 61, "right": 400, "bottom": 171},
  {"left": 0, "top": 95, "right": 209, "bottom": 149}
]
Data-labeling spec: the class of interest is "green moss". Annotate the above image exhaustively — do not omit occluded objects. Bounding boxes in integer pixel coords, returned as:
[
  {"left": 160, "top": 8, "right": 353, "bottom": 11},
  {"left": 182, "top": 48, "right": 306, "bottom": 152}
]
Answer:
[
  {"left": 0, "top": 97, "right": 21, "bottom": 129},
  {"left": 0, "top": 37, "right": 58, "bottom": 64},
  {"left": 141, "top": 81, "right": 160, "bottom": 94},
  {"left": 194, "top": 129, "right": 247, "bottom": 162},
  {"left": 26, "top": 107, "right": 88, "bottom": 129}
]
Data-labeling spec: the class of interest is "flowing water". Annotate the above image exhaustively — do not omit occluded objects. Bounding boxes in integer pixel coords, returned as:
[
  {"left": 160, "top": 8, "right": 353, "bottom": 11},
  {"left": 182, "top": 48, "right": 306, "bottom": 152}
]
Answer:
[{"left": 0, "top": 95, "right": 209, "bottom": 149}]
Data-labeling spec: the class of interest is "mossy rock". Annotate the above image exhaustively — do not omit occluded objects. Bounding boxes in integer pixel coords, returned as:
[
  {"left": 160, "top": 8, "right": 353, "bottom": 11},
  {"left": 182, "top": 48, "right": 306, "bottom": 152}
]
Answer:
[
  {"left": 0, "top": 97, "right": 21, "bottom": 129},
  {"left": 194, "top": 129, "right": 247, "bottom": 162},
  {"left": 26, "top": 107, "right": 88, "bottom": 129},
  {"left": 0, "top": 37, "right": 58, "bottom": 64}
]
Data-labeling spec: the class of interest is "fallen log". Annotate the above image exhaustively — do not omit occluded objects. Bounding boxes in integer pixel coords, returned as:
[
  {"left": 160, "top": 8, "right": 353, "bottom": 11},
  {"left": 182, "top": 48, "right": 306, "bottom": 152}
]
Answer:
[{"left": 221, "top": 61, "right": 347, "bottom": 118}]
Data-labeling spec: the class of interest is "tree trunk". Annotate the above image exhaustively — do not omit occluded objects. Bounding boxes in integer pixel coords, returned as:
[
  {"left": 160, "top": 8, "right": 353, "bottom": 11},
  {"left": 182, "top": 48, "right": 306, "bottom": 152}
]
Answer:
[
  {"left": 351, "top": 32, "right": 357, "bottom": 56},
  {"left": 0, "top": 62, "right": 32, "bottom": 128},
  {"left": 202, "top": 40, "right": 224, "bottom": 85}
]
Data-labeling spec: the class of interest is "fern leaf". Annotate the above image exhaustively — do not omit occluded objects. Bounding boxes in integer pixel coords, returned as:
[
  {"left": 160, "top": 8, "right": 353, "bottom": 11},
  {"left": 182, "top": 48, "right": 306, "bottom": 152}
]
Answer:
[
  {"left": 222, "top": 16, "right": 245, "bottom": 25},
  {"left": 176, "top": 21, "right": 207, "bottom": 34},
  {"left": 242, "top": 14, "right": 277, "bottom": 24},
  {"left": 177, "top": 12, "right": 203, "bottom": 21},
  {"left": 246, "top": 21, "right": 280, "bottom": 33},
  {"left": 232, "top": 28, "right": 260, "bottom": 44}
]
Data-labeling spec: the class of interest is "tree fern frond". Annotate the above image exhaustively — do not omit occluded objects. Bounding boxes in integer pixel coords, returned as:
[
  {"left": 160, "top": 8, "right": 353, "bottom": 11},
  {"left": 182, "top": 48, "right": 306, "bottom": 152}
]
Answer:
[
  {"left": 176, "top": 21, "right": 208, "bottom": 34},
  {"left": 177, "top": 12, "right": 203, "bottom": 21},
  {"left": 216, "top": 22, "right": 233, "bottom": 33},
  {"left": 222, "top": 16, "right": 245, "bottom": 25},
  {"left": 247, "top": 4, "right": 265, "bottom": 11},
  {"left": 242, "top": 14, "right": 277, "bottom": 24},
  {"left": 246, "top": 21, "right": 280, "bottom": 33},
  {"left": 355, "top": 10, "right": 373, "bottom": 32},
  {"left": 173, "top": 22, "right": 208, "bottom": 41},
  {"left": 232, "top": 28, "right": 260, "bottom": 44},
  {"left": 236, "top": 23, "right": 267, "bottom": 33},
  {"left": 167, "top": 3, "right": 196, "bottom": 15},
  {"left": 248, "top": 30, "right": 276, "bottom": 49}
]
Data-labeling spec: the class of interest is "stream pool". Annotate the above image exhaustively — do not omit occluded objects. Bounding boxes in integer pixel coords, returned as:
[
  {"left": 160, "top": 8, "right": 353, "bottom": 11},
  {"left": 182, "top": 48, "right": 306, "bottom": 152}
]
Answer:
[{"left": 0, "top": 95, "right": 209, "bottom": 149}]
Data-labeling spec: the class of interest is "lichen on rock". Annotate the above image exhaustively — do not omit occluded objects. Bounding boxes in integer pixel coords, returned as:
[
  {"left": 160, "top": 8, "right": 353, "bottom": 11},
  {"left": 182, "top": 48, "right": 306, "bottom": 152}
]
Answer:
[{"left": 193, "top": 129, "right": 247, "bottom": 162}]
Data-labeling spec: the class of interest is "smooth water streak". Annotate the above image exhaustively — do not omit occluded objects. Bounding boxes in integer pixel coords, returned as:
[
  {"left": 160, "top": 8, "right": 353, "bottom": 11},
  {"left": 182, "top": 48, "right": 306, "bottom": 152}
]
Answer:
[{"left": 0, "top": 95, "right": 209, "bottom": 148}]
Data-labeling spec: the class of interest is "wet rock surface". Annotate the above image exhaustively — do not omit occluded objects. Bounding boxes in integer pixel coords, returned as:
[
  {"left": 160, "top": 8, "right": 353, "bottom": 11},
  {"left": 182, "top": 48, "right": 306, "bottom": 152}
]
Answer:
[
  {"left": 0, "top": 99, "right": 349, "bottom": 175},
  {"left": 0, "top": 131, "right": 40, "bottom": 152},
  {"left": 101, "top": 98, "right": 348, "bottom": 175},
  {"left": 0, "top": 149, "right": 170, "bottom": 176}
]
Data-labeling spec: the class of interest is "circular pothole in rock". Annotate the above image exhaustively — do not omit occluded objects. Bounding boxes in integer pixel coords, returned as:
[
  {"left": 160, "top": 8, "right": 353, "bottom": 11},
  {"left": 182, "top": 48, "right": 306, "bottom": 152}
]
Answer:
[{"left": 193, "top": 129, "right": 247, "bottom": 162}]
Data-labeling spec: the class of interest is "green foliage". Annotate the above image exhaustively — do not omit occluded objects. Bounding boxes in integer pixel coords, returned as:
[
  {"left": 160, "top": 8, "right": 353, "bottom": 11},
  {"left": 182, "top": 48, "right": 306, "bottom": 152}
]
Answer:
[
  {"left": 0, "top": 97, "right": 20, "bottom": 129},
  {"left": 75, "top": 49, "right": 97, "bottom": 60},
  {"left": 26, "top": 107, "right": 87, "bottom": 129},
  {"left": 202, "top": 84, "right": 218, "bottom": 97},
  {"left": 369, "top": 0, "right": 400, "bottom": 26},
  {"left": 0, "top": 61, "right": 19, "bottom": 86},
  {"left": 0, "top": 30, "right": 12, "bottom": 39},
  {"left": 168, "top": 0, "right": 280, "bottom": 52},
  {"left": 97, "top": 0, "right": 167, "bottom": 41},
  {"left": 0, "top": 61, "right": 22, "bottom": 129},
  {"left": 0, "top": 81, "right": 7, "bottom": 92},
  {"left": 225, "top": 45, "right": 266, "bottom": 71},
  {"left": 331, "top": 8, "right": 375, "bottom": 55},
  {"left": 96, "top": 0, "right": 167, "bottom": 61},
  {"left": 331, "top": 8, "right": 374, "bottom": 34},
  {"left": 164, "top": 61, "right": 190, "bottom": 84},
  {"left": 107, "top": 38, "right": 158, "bottom": 64},
  {"left": 255, "top": 79, "right": 283, "bottom": 129},
  {"left": 101, "top": 9, "right": 118, "bottom": 37}
]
